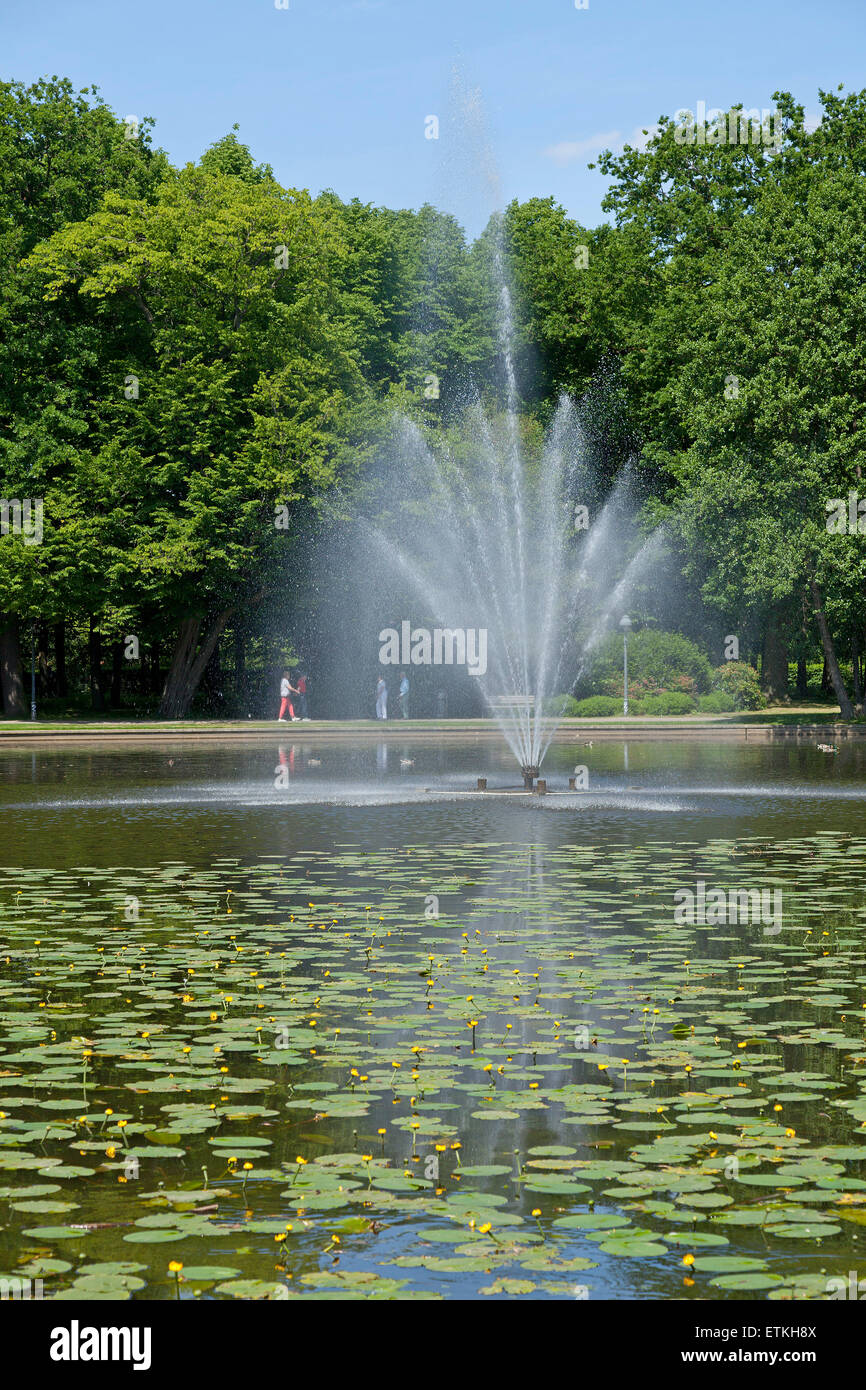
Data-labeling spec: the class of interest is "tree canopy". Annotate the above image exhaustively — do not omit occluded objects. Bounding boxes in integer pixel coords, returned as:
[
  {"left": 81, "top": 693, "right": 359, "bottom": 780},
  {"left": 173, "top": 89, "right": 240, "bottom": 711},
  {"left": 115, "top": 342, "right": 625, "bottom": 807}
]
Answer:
[{"left": 1, "top": 77, "right": 864, "bottom": 718}]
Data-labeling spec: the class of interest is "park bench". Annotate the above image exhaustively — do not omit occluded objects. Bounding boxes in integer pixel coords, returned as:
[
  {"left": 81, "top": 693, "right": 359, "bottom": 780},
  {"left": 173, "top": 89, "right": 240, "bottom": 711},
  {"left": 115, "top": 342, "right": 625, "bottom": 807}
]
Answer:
[{"left": 488, "top": 694, "right": 535, "bottom": 714}]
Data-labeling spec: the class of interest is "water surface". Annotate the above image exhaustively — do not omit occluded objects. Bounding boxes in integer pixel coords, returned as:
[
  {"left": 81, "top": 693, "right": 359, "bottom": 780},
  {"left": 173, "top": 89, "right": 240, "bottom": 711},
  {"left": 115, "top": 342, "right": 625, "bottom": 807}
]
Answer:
[{"left": 1, "top": 737, "right": 864, "bottom": 1301}]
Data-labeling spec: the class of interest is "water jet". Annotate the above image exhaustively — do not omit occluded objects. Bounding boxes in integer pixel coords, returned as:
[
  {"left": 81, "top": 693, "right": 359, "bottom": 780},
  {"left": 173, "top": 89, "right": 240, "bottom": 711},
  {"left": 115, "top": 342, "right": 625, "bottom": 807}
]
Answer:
[{"left": 348, "top": 219, "right": 666, "bottom": 782}]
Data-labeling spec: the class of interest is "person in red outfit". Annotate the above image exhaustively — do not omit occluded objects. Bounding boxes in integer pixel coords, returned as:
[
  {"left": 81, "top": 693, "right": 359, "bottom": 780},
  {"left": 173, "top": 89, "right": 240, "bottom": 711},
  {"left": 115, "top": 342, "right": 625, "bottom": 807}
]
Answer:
[{"left": 278, "top": 671, "right": 298, "bottom": 721}]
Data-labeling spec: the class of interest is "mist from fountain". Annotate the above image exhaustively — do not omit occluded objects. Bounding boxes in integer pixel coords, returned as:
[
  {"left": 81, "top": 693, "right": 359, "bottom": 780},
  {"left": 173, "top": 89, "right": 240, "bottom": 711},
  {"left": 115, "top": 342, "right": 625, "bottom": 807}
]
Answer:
[
  {"left": 329, "top": 61, "right": 667, "bottom": 776},
  {"left": 346, "top": 184, "right": 672, "bottom": 770},
  {"left": 357, "top": 380, "right": 662, "bottom": 774}
]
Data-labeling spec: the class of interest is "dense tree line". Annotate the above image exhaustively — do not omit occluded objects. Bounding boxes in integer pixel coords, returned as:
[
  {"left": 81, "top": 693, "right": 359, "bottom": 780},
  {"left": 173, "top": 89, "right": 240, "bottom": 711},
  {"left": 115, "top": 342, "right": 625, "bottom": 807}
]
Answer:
[{"left": 1, "top": 78, "right": 864, "bottom": 717}]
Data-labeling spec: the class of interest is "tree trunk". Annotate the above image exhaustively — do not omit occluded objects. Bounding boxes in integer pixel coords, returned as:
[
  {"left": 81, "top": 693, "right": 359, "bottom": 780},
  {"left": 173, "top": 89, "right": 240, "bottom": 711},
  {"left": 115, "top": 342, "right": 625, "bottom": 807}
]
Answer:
[
  {"left": 761, "top": 615, "right": 789, "bottom": 703},
  {"left": 149, "top": 642, "right": 161, "bottom": 696},
  {"left": 54, "top": 621, "right": 67, "bottom": 698},
  {"left": 0, "top": 615, "right": 26, "bottom": 717},
  {"left": 796, "top": 657, "right": 808, "bottom": 700},
  {"left": 853, "top": 631, "right": 863, "bottom": 706},
  {"left": 820, "top": 657, "right": 831, "bottom": 695},
  {"left": 36, "top": 622, "right": 49, "bottom": 697},
  {"left": 110, "top": 641, "right": 123, "bottom": 708},
  {"left": 160, "top": 610, "right": 234, "bottom": 718},
  {"left": 810, "top": 580, "right": 854, "bottom": 719},
  {"left": 200, "top": 639, "right": 223, "bottom": 712},
  {"left": 88, "top": 617, "right": 104, "bottom": 712},
  {"left": 234, "top": 626, "right": 246, "bottom": 711}
]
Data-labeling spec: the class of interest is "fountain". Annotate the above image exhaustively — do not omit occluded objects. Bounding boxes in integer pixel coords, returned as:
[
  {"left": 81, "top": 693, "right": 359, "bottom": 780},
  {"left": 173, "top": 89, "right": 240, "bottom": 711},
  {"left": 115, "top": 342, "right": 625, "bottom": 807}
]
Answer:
[
  {"left": 343, "top": 214, "right": 666, "bottom": 789},
  {"left": 320, "top": 59, "right": 666, "bottom": 789}
]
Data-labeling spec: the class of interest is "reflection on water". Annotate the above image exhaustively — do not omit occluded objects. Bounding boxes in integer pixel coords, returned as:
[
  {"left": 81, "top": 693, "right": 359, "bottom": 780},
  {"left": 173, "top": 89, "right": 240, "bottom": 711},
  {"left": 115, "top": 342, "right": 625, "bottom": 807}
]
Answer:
[
  {"left": 0, "top": 737, "right": 864, "bottom": 868},
  {"left": 1, "top": 736, "right": 865, "bottom": 1301}
]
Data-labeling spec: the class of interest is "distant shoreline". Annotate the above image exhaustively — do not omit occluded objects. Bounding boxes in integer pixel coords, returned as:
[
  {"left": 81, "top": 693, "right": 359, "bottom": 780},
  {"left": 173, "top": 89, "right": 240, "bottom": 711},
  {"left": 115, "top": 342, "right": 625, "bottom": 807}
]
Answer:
[{"left": 0, "top": 709, "right": 860, "bottom": 748}]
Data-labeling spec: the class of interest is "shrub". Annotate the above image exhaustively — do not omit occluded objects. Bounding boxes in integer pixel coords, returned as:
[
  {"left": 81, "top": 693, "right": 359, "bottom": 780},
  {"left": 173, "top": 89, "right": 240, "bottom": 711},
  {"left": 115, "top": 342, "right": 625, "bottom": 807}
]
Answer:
[
  {"left": 663, "top": 692, "right": 697, "bottom": 714},
  {"left": 542, "top": 694, "right": 580, "bottom": 716},
  {"left": 638, "top": 692, "right": 696, "bottom": 715},
  {"left": 611, "top": 673, "right": 700, "bottom": 698},
  {"left": 697, "top": 691, "right": 736, "bottom": 713},
  {"left": 580, "top": 629, "right": 713, "bottom": 697},
  {"left": 711, "top": 661, "right": 765, "bottom": 710},
  {"left": 572, "top": 695, "right": 622, "bottom": 717}
]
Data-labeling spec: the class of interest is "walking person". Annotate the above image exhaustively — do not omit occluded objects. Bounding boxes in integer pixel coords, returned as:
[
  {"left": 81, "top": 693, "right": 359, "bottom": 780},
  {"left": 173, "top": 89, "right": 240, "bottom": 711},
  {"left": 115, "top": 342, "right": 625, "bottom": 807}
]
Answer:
[
  {"left": 376, "top": 674, "right": 388, "bottom": 720},
  {"left": 398, "top": 671, "right": 410, "bottom": 720},
  {"left": 296, "top": 670, "right": 309, "bottom": 720},
  {"left": 278, "top": 671, "right": 299, "bottom": 722}
]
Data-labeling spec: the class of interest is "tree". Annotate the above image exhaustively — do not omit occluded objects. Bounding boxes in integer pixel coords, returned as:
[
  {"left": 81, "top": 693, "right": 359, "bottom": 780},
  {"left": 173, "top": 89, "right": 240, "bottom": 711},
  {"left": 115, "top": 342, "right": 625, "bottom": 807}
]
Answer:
[
  {"left": 0, "top": 77, "right": 166, "bottom": 714},
  {"left": 27, "top": 159, "right": 374, "bottom": 715},
  {"left": 586, "top": 90, "right": 866, "bottom": 716},
  {"left": 660, "top": 168, "right": 866, "bottom": 717},
  {"left": 500, "top": 196, "right": 597, "bottom": 401}
]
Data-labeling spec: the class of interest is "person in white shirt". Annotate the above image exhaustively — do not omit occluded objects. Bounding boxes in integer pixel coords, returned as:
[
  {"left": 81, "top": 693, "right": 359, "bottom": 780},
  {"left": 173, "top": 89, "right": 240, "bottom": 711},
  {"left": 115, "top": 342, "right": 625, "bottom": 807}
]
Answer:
[
  {"left": 278, "top": 671, "right": 298, "bottom": 721},
  {"left": 376, "top": 674, "right": 388, "bottom": 720}
]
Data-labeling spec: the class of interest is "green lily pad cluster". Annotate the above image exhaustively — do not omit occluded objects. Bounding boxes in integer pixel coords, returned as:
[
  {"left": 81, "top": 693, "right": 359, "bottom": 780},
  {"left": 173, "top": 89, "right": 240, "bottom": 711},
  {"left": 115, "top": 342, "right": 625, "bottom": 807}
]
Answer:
[{"left": 0, "top": 831, "right": 865, "bottom": 1298}]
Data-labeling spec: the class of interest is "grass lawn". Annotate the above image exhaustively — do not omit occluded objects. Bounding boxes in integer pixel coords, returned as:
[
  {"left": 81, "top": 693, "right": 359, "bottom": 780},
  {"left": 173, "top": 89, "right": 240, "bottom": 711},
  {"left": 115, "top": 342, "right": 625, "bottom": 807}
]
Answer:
[{"left": 0, "top": 702, "right": 856, "bottom": 736}]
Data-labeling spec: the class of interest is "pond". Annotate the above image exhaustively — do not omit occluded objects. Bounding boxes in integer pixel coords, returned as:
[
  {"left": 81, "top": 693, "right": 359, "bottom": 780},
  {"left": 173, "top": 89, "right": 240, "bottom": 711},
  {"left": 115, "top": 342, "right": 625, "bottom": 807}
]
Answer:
[{"left": 1, "top": 734, "right": 865, "bottom": 1301}]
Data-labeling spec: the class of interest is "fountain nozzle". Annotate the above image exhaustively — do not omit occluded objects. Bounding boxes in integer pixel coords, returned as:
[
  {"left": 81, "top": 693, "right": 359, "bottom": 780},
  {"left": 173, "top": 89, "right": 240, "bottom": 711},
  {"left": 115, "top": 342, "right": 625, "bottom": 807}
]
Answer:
[{"left": 521, "top": 765, "right": 539, "bottom": 791}]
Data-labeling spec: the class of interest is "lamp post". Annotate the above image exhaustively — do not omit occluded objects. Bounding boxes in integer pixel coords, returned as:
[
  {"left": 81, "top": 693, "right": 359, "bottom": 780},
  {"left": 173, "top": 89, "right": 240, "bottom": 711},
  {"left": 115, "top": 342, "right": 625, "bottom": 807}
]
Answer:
[
  {"left": 619, "top": 614, "right": 632, "bottom": 716},
  {"left": 30, "top": 626, "right": 36, "bottom": 721}
]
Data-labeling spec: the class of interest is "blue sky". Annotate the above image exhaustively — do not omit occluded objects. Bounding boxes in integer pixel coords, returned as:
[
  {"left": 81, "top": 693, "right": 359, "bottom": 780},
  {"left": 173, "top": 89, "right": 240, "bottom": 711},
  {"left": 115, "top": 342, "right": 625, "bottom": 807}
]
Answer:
[{"left": 3, "top": 0, "right": 866, "bottom": 236}]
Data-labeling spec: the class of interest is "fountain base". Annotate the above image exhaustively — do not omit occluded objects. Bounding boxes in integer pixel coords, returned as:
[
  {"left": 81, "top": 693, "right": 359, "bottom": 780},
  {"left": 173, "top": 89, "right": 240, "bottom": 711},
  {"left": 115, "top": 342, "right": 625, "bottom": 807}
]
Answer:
[
  {"left": 521, "top": 765, "right": 539, "bottom": 791},
  {"left": 421, "top": 782, "right": 581, "bottom": 799}
]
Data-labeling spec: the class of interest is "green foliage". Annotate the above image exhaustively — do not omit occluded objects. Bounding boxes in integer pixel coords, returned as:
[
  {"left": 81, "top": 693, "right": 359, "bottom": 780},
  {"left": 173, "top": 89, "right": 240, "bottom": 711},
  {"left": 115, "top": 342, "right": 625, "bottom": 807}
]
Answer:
[
  {"left": 500, "top": 197, "right": 597, "bottom": 400},
  {"left": 542, "top": 694, "right": 580, "bottom": 716},
  {"left": 0, "top": 77, "right": 169, "bottom": 634},
  {"left": 635, "top": 692, "right": 697, "bottom": 715},
  {"left": 198, "top": 126, "right": 274, "bottom": 183},
  {"left": 579, "top": 629, "right": 712, "bottom": 697},
  {"left": 4, "top": 74, "right": 866, "bottom": 718},
  {"left": 547, "top": 690, "right": 700, "bottom": 716},
  {"left": 571, "top": 695, "right": 622, "bottom": 717},
  {"left": 697, "top": 691, "right": 737, "bottom": 713},
  {"left": 710, "top": 662, "right": 766, "bottom": 710},
  {"left": 16, "top": 161, "right": 374, "bottom": 676},
  {"left": 0, "top": 76, "right": 166, "bottom": 255},
  {"left": 588, "top": 87, "right": 866, "bottom": 717}
]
